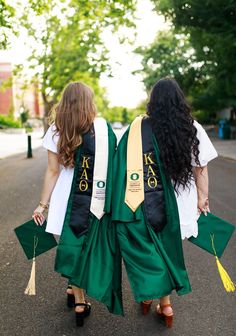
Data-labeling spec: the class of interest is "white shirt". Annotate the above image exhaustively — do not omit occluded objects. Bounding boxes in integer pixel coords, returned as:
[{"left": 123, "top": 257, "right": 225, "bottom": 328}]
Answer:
[
  {"left": 42, "top": 118, "right": 109, "bottom": 235},
  {"left": 43, "top": 121, "right": 218, "bottom": 238},
  {"left": 175, "top": 121, "right": 218, "bottom": 239},
  {"left": 42, "top": 124, "right": 74, "bottom": 235}
]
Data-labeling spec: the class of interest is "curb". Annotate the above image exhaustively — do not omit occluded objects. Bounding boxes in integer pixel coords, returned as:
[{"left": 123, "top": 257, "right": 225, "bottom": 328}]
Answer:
[{"left": 218, "top": 155, "right": 236, "bottom": 162}]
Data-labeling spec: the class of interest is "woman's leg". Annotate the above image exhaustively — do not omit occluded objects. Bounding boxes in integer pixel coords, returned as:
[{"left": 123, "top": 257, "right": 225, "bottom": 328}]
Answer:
[
  {"left": 67, "top": 281, "right": 73, "bottom": 295},
  {"left": 66, "top": 280, "right": 75, "bottom": 308},
  {"left": 72, "top": 285, "right": 86, "bottom": 312}
]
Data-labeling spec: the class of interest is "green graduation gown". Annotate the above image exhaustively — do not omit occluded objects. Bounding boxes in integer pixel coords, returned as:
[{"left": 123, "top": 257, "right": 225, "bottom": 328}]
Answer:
[
  {"left": 54, "top": 123, "right": 123, "bottom": 316},
  {"left": 112, "top": 126, "right": 192, "bottom": 302}
]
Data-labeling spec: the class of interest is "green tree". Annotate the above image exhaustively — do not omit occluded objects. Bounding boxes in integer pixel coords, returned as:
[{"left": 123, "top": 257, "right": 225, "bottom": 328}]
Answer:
[
  {"left": 128, "top": 100, "right": 147, "bottom": 122},
  {"left": 22, "top": 0, "right": 137, "bottom": 125},
  {"left": 0, "top": 0, "right": 15, "bottom": 48},
  {"left": 136, "top": 29, "right": 204, "bottom": 97},
  {"left": 151, "top": 0, "right": 236, "bottom": 113},
  {"left": 103, "top": 106, "right": 123, "bottom": 123},
  {"left": 0, "top": 0, "right": 53, "bottom": 49},
  {"left": 122, "top": 108, "right": 128, "bottom": 124}
]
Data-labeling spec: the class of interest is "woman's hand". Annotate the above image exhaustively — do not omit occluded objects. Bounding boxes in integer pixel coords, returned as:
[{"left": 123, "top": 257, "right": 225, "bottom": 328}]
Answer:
[
  {"left": 194, "top": 166, "right": 210, "bottom": 216},
  {"left": 32, "top": 205, "right": 46, "bottom": 225},
  {"left": 198, "top": 197, "right": 210, "bottom": 216},
  {"left": 32, "top": 151, "right": 59, "bottom": 226}
]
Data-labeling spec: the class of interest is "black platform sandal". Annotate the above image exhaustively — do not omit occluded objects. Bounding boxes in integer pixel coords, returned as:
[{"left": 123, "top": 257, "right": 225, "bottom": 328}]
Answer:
[
  {"left": 67, "top": 285, "right": 75, "bottom": 308},
  {"left": 75, "top": 302, "right": 91, "bottom": 327}
]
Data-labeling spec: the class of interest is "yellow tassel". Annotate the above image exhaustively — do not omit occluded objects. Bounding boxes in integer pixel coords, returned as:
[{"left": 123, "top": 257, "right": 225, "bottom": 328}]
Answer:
[
  {"left": 211, "top": 234, "right": 235, "bottom": 293},
  {"left": 24, "top": 257, "right": 36, "bottom": 295},
  {"left": 24, "top": 236, "right": 38, "bottom": 296},
  {"left": 215, "top": 256, "right": 235, "bottom": 292}
]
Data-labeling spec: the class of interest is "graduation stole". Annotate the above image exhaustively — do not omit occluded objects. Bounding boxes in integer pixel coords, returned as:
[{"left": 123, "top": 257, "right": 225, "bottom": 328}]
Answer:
[
  {"left": 125, "top": 116, "right": 167, "bottom": 233},
  {"left": 69, "top": 118, "right": 108, "bottom": 237}
]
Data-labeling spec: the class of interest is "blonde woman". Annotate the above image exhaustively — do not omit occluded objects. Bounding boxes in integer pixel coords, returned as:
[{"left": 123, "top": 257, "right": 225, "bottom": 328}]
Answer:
[{"left": 33, "top": 82, "right": 121, "bottom": 327}]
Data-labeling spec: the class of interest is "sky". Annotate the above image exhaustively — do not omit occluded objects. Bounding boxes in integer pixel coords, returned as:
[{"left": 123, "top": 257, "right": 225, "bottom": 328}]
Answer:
[
  {"left": 0, "top": 0, "right": 169, "bottom": 108},
  {"left": 101, "top": 0, "right": 168, "bottom": 107}
]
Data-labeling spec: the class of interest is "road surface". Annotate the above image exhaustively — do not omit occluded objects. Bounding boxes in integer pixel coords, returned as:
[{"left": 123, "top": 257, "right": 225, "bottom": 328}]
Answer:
[{"left": 0, "top": 148, "right": 235, "bottom": 336}]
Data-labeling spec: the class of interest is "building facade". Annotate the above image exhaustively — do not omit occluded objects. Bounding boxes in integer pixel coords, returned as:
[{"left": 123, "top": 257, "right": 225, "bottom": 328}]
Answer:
[
  {"left": 0, "top": 63, "right": 13, "bottom": 115},
  {"left": 0, "top": 62, "right": 44, "bottom": 118}
]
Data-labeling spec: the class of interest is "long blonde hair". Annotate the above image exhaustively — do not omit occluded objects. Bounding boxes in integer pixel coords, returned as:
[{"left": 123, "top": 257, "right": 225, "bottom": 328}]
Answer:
[{"left": 50, "top": 82, "right": 97, "bottom": 167}]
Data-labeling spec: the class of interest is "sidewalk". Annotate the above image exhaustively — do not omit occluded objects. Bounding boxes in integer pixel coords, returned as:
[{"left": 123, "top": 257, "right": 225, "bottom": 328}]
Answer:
[
  {"left": 0, "top": 129, "right": 235, "bottom": 161},
  {"left": 211, "top": 138, "right": 236, "bottom": 161},
  {"left": 0, "top": 130, "right": 44, "bottom": 159}
]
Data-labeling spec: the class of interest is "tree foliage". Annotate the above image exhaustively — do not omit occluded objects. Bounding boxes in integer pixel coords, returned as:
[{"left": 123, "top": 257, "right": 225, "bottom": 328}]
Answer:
[
  {"left": 21, "top": 0, "right": 137, "bottom": 121},
  {"left": 136, "top": 30, "right": 203, "bottom": 96},
  {"left": 0, "top": 0, "right": 52, "bottom": 48},
  {"left": 143, "top": 0, "right": 236, "bottom": 116},
  {"left": 103, "top": 103, "right": 144, "bottom": 124},
  {"left": 0, "top": 0, "right": 15, "bottom": 48}
]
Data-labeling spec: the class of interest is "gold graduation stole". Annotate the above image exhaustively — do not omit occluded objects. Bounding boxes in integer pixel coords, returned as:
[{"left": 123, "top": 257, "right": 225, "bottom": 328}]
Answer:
[
  {"left": 125, "top": 116, "right": 144, "bottom": 212},
  {"left": 125, "top": 116, "right": 167, "bottom": 232}
]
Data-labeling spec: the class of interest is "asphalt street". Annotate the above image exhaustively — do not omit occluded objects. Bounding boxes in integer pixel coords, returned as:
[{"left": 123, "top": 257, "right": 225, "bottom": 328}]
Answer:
[{"left": 0, "top": 148, "right": 235, "bottom": 336}]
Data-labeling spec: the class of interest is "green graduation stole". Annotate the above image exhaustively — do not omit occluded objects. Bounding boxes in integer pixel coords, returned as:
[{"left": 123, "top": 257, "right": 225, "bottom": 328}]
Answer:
[
  {"left": 142, "top": 117, "right": 167, "bottom": 233},
  {"left": 69, "top": 127, "right": 95, "bottom": 237}
]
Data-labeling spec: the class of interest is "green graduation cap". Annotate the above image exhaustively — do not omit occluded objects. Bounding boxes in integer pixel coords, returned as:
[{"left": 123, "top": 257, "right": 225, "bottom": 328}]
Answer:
[
  {"left": 189, "top": 212, "right": 235, "bottom": 258},
  {"left": 14, "top": 219, "right": 58, "bottom": 295},
  {"left": 188, "top": 212, "right": 235, "bottom": 292},
  {"left": 14, "top": 219, "right": 57, "bottom": 260}
]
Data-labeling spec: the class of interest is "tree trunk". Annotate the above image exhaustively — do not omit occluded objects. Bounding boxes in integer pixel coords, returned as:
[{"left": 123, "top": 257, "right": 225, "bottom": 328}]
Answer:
[{"left": 42, "top": 92, "right": 55, "bottom": 134}]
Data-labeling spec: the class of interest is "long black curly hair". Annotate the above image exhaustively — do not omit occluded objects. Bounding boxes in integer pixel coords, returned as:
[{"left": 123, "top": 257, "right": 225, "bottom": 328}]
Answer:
[{"left": 147, "top": 77, "right": 200, "bottom": 191}]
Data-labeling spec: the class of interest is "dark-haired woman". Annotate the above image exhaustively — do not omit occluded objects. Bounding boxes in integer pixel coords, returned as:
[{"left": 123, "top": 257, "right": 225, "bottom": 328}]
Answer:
[{"left": 112, "top": 78, "right": 217, "bottom": 328}]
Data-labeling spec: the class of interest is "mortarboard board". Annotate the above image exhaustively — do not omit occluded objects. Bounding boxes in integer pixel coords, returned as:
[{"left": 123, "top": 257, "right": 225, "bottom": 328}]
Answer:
[
  {"left": 14, "top": 219, "right": 57, "bottom": 295},
  {"left": 14, "top": 219, "right": 57, "bottom": 260},
  {"left": 189, "top": 212, "right": 235, "bottom": 258},
  {"left": 188, "top": 212, "right": 235, "bottom": 292}
]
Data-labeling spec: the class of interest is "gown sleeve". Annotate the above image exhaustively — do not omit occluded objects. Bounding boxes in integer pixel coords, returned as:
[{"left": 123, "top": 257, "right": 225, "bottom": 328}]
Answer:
[
  {"left": 192, "top": 121, "right": 218, "bottom": 167},
  {"left": 42, "top": 124, "right": 59, "bottom": 153}
]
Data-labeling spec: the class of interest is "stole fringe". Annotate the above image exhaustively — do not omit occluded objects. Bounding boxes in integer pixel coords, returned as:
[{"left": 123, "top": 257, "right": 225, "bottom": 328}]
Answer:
[
  {"left": 215, "top": 257, "right": 235, "bottom": 292},
  {"left": 24, "top": 257, "right": 36, "bottom": 295},
  {"left": 211, "top": 234, "right": 235, "bottom": 293}
]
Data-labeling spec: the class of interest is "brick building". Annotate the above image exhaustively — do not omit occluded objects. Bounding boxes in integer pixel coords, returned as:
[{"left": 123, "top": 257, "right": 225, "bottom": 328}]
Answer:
[
  {"left": 0, "top": 63, "right": 13, "bottom": 115},
  {"left": 0, "top": 62, "right": 44, "bottom": 118}
]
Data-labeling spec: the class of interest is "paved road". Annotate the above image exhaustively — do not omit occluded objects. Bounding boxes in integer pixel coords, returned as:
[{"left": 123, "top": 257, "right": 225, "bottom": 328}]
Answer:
[
  {"left": 0, "top": 149, "right": 235, "bottom": 336},
  {"left": 212, "top": 139, "right": 236, "bottom": 161}
]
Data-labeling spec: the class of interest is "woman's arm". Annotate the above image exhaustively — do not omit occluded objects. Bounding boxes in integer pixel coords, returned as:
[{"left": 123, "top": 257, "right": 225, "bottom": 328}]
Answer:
[
  {"left": 33, "top": 150, "right": 60, "bottom": 225},
  {"left": 193, "top": 166, "right": 210, "bottom": 215}
]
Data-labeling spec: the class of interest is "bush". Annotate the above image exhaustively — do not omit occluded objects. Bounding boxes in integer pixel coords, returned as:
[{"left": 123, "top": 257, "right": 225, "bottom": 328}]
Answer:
[
  {"left": 20, "top": 110, "right": 29, "bottom": 124},
  {"left": 0, "top": 115, "right": 22, "bottom": 128},
  {"left": 192, "top": 110, "right": 217, "bottom": 124}
]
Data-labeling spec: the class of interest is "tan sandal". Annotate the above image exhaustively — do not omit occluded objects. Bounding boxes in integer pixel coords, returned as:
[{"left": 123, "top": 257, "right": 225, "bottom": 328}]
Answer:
[{"left": 156, "top": 303, "right": 174, "bottom": 328}]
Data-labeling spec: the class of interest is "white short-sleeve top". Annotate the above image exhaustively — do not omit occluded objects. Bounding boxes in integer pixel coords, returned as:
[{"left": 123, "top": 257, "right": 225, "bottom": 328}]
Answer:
[
  {"left": 42, "top": 121, "right": 218, "bottom": 238},
  {"left": 175, "top": 120, "right": 218, "bottom": 239},
  {"left": 42, "top": 124, "right": 74, "bottom": 235}
]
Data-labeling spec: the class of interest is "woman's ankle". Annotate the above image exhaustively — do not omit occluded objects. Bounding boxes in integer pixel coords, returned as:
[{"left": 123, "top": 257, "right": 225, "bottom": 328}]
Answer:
[
  {"left": 67, "top": 287, "right": 73, "bottom": 295},
  {"left": 160, "top": 295, "right": 171, "bottom": 306},
  {"left": 142, "top": 300, "right": 153, "bottom": 304}
]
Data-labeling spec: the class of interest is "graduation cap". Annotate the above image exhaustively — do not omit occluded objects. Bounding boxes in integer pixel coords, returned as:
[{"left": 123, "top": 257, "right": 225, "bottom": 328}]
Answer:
[
  {"left": 188, "top": 212, "right": 235, "bottom": 292},
  {"left": 14, "top": 219, "right": 57, "bottom": 295}
]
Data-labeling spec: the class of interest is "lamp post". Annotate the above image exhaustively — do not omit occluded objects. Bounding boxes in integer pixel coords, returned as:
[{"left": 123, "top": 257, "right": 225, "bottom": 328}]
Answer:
[{"left": 27, "top": 134, "right": 33, "bottom": 158}]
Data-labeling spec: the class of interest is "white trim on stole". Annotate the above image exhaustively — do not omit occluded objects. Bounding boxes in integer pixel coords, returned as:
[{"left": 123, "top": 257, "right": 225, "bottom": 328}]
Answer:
[{"left": 90, "top": 117, "right": 108, "bottom": 219}]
